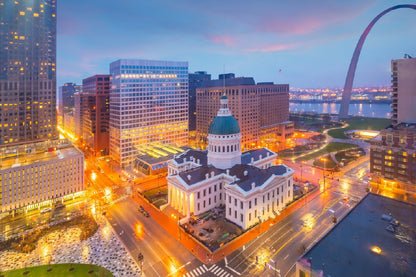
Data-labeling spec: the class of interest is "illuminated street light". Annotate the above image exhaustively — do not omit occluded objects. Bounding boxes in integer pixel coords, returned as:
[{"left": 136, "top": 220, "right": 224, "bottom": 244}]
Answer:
[
  {"left": 371, "top": 246, "right": 382, "bottom": 255},
  {"left": 320, "top": 157, "right": 328, "bottom": 192}
]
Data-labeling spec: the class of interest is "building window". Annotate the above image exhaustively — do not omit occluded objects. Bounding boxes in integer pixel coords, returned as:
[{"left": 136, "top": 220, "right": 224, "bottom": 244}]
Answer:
[
  {"left": 209, "top": 187, "right": 211, "bottom": 194},
  {"left": 220, "top": 183, "right": 222, "bottom": 189},
  {"left": 255, "top": 198, "right": 257, "bottom": 205},
  {"left": 267, "top": 193, "right": 270, "bottom": 201},
  {"left": 229, "top": 208, "right": 231, "bottom": 215},
  {"left": 197, "top": 203, "right": 200, "bottom": 211},
  {"left": 240, "top": 214, "right": 243, "bottom": 222},
  {"left": 249, "top": 213, "right": 251, "bottom": 221},
  {"left": 203, "top": 200, "right": 206, "bottom": 208},
  {"left": 203, "top": 189, "right": 206, "bottom": 197},
  {"left": 209, "top": 198, "right": 211, "bottom": 205},
  {"left": 240, "top": 201, "right": 243, "bottom": 209},
  {"left": 235, "top": 199, "right": 237, "bottom": 206},
  {"left": 220, "top": 193, "right": 222, "bottom": 200},
  {"left": 229, "top": 196, "right": 231, "bottom": 204},
  {"left": 255, "top": 210, "right": 257, "bottom": 218},
  {"left": 235, "top": 211, "right": 237, "bottom": 218},
  {"left": 214, "top": 185, "right": 217, "bottom": 192},
  {"left": 214, "top": 196, "right": 216, "bottom": 203},
  {"left": 197, "top": 192, "right": 200, "bottom": 199},
  {"left": 263, "top": 195, "right": 265, "bottom": 203},
  {"left": 249, "top": 201, "right": 251, "bottom": 209},
  {"left": 288, "top": 180, "right": 291, "bottom": 187}
]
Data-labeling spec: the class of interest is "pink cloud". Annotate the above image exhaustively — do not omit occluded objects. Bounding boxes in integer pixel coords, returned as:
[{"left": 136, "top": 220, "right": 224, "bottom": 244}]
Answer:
[
  {"left": 245, "top": 43, "right": 298, "bottom": 52},
  {"left": 206, "top": 35, "right": 237, "bottom": 46}
]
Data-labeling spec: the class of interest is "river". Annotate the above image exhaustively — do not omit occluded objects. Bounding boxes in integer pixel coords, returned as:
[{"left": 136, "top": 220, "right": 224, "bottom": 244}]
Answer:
[{"left": 289, "top": 102, "right": 391, "bottom": 118}]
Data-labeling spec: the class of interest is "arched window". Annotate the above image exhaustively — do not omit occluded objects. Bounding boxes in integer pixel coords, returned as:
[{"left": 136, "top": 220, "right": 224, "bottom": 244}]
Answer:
[
  {"left": 227, "top": 145, "right": 229, "bottom": 152},
  {"left": 223, "top": 146, "right": 225, "bottom": 152}
]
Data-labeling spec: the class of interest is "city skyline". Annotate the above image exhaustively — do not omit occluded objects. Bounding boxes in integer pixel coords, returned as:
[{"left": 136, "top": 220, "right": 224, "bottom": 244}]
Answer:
[{"left": 58, "top": 0, "right": 416, "bottom": 89}]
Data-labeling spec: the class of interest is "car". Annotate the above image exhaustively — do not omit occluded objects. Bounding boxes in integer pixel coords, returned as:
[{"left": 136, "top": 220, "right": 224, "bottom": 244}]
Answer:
[
  {"left": 41, "top": 208, "right": 52, "bottom": 214},
  {"left": 101, "top": 169, "right": 105, "bottom": 174},
  {"left": 144, "top": 211, "right": 149, "bottom": 217}
]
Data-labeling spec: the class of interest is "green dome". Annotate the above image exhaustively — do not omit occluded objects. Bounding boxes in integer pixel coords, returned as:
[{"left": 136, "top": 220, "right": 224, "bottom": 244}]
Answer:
[
  {"left": 221, "top": 94, "right": 228, "bottom": 100},
  {"left": 209, "top": 116, "right": 240, "bottom": 135}
]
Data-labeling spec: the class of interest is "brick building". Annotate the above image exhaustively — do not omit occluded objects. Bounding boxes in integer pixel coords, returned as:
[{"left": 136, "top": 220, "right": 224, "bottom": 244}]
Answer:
[
  {"left": 196, "top": 74, "right": 292, "bottom": 150},
  {"left": 81, "top": 75, "right": 110, "bottom": 156}
]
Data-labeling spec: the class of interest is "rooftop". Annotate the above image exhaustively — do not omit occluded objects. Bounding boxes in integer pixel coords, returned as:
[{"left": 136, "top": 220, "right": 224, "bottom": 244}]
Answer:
[
  {"left": 177, "top": 162, "right": 290, "bottom": 192},
  {"left": 0, "top": 143, "right": 83, "bottom": 171},
  {"left": 299, "top": 193, "right": 416, "bottom": 276}
]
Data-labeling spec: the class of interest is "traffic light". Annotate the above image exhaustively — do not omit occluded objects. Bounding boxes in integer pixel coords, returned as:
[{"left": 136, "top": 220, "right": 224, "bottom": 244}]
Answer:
[{"left": 256, "top": 256, "right": 258, "bottom": 263}]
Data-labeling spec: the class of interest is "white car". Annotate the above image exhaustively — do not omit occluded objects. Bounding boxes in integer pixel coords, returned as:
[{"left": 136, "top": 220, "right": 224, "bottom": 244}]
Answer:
[{"left": 41, "top": 208, "right": 52, "bottom": 214}]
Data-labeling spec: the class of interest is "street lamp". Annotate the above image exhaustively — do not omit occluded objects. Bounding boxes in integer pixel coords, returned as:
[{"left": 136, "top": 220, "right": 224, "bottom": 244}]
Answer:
[{"left": 320, "top": 157, "right": 327, "bottom": 191}]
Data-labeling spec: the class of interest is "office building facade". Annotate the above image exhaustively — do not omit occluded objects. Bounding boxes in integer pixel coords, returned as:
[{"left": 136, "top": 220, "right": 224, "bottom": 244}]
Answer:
[
  {"left": 109, "top": 59, "right": 188, "bottom": 168},
  {"left": 0, "top": 0, "right": 58, "bottom": 146},
  {"left": 82, "top": 75, "right": 110, "bottom": 156},
  {"left": 188, "top": 71, "right": 211, "bottom": 132},
  {"left": 391, "top": 57, "right": 416, "bottom": 125},
  {"left": 196, "top": 74, "right": 292, "bottom": 150},
  {"left": 0, "top": 139, "right": 84, "bottom": 214},
  {"left": 370, "top": 56, "right": 416, "bottom": 194},
  {"left": 58, "top": 82, "right": 81, "bottom": 116}
]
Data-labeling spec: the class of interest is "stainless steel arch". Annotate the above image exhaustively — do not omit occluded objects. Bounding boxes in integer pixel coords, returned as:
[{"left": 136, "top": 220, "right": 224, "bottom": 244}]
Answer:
[{"left": 339, "top": 4, "right": 416, "bottom": 119}]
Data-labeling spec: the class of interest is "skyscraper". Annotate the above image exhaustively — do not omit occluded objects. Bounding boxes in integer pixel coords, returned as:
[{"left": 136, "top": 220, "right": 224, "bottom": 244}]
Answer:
[
  {"left": 109, "top": 59, "right": 188, "bottom": 168},
  {"left": 391, "top": 56, "right": 416, "bottom": 125},
  {"left": 0, "top": 0, "right": 84, "bottom": 216},
  {"left": 188, "top": 71, "right": 211, "bottom": 132},
  {"left": 82, "top": 75, "right": 110, "bottom": 156},
  {"left": 0, "top": 0, "right": 58, "bottom": 146},
  {"left": 58, "top": 82, "right": 81, "bottom": 116}
]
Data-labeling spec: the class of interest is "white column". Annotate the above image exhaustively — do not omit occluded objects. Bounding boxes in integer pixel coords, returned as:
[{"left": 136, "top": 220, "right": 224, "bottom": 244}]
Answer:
[{"left": 186, "top": 195, "right": 190, "bottom": 218}]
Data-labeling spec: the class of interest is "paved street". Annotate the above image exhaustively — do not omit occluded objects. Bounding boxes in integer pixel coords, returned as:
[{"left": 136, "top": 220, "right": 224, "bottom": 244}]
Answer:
[{"left": 224, "top": 186, "right": 362, "bottom": 277}]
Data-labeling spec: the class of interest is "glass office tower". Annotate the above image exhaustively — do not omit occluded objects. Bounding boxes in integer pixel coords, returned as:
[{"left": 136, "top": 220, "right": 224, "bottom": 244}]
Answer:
[
  {"left": 109, "top": 59, "right": 188, "bottom": 168},
  {"left": 0, "top": 0, "right": 58, "bottom": 146}
]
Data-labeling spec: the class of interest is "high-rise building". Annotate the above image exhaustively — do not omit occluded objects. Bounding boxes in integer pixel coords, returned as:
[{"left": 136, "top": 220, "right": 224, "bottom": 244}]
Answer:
[
  {"left": 391, "top": 56, "right": 416, "bottom": 125},
  {"left": 188, "top": 71, "right": 211, "bottom": 131},
  {"left": 109, "top": 59, "right": 188, "bottom": 168},
  {"left": 0, "top": 0, "right": 58, "bottom": 146},
  {"left": 0, "top": 1, "right": 84, "bottom": 216},
  {"left": 370, "top": 56, "right": 416, "bottom": 196},
  {"left": 58, "top": 82, "right": 81, "bottom": 116},
  {"left": 196, "top": 74, "right": 292, "bottom": 150},
  {"left": 82, "top": 75, "right": 110, "bottom": 156}
]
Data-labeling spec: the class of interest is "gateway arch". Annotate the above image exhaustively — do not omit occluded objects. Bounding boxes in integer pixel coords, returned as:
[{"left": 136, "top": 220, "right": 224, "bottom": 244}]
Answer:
[{"left": 339, "top": 4, "right": 416, "bottom": 119}]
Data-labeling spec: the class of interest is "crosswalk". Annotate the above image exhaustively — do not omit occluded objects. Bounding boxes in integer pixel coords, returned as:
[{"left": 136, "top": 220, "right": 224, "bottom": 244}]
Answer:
[{"left": 183, "top": 264, "right": 233, "bottom": 277}]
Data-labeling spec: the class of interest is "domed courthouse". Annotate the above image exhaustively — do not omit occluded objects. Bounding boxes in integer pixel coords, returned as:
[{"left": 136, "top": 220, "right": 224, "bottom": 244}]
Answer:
[{"left": 167, "top": 96, "right": 294, "bottom": 230}]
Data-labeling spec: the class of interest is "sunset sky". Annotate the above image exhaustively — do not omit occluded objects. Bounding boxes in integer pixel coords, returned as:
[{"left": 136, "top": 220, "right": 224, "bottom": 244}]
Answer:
[{"left": 58, "top": 0, "right": 416, "bottom": 88}]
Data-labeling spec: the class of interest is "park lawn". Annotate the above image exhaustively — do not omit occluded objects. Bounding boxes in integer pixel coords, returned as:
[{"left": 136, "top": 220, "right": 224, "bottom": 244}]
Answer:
[
  {"left": 2, "top": 263, "right": 113, "bottom": 277},
  {"left": 296, "top": 142, "right": 358, "bottom": 161},
  {"left": 313, "top": 155, "right": 337, "bottom": 169},
  {"left": 328, "top": 117, "right": 391, "bottom": 139}
]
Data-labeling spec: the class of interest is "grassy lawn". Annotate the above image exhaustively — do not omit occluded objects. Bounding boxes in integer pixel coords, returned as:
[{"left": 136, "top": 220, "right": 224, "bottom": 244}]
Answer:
[
  {"left": 297, "top": 142, "right": 358, "bottom": 161},
  {"left": 2, "top": 264, "right": 113, "bottom": 277},
  {"left": 143, "top": 186, "right": 167, "bottom": 200},
  {"left": 313, "top": 155, "right": 337, "bottom": 169},
  {"left": 328, "top": 117, "right": 391, "bottom": 139},
  {"left": 335, "top": 148, "right": 365, "bottom": 165}
]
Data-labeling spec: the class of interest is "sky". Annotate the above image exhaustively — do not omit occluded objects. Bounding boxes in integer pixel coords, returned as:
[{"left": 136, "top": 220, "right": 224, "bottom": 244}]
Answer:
[{"left": 58, "top": 0, "right": 416, "bottom": 89}]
